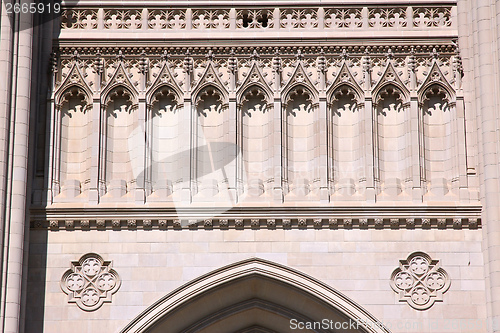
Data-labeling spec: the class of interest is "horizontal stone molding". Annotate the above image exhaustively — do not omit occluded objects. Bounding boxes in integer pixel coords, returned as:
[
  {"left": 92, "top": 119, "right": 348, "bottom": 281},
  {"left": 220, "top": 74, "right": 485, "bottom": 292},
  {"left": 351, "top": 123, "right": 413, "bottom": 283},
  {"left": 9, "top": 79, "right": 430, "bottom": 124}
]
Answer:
[{"left": 31, "top": 206, "right": 481, "bottom": 230}]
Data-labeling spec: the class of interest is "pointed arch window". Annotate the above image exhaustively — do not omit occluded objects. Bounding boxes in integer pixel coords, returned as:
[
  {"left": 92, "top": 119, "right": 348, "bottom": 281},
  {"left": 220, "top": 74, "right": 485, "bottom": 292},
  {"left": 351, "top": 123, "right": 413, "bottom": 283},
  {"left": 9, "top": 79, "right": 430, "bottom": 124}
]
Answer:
[
  {"left": 375, "top": 85, "right": 410, "bottom": 196},
  {"left": 285, "top": 86, "right": 319, "bottom": 197},
  {"left": 195, "top": 86, "right": 231, "bottom": 196},
  {"left": 329, "top": 86, "right": 365, "bottom": 196},
  {"left": 422, "top": 85, "right": 455, "bottom": 196},
  {"left": 148, "top": 87, "right": 184, "bottom": 196},
  {"left": 104, "top": 87, "right": 138, "bottom": 198},
  {"left": 241, "top": 87, "right": 273, "bottom": 196},
  {"left": 57, "top": 87, "right": 91, "bottom": 198}
]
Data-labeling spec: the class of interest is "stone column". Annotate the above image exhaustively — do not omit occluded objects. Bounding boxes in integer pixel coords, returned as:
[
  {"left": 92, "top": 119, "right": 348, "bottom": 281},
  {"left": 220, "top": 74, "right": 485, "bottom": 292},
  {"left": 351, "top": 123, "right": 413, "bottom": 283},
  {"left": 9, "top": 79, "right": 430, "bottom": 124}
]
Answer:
[
  {"left": 459, "top": 0, "right": 500, "bottom": 330},
  {"left": 0, "top": 7, "right": 34, "bottom": 333}
]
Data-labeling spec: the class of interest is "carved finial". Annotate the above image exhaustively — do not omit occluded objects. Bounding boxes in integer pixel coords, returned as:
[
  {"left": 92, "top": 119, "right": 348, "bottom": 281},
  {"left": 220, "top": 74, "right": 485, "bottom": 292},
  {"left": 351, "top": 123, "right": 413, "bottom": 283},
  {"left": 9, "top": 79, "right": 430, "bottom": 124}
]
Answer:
[
  {"left": 206, "top": 49, "right": 214, "bottom": 61},
  {"left": 161, "top": 50, "right": 170, "bottom": 62},
  {"left": 295, "top": 48, "right": 304, "bottom": 61},
  {"left": 71, "top": 50, "right": 80, "bottom": 62},
  {"left": 183, "top": 49, "right": 193, "bottom": 73},
  {"left": 139, "top": 51, "right": 148, "bottom": 74},
  {"left": 250, "top": 49, "right": 260, "bottom": 62},
  {"left": 408, "top": 47, "right": 416, "bottom": 71},
  {"left": 386, "top": 48, "right": 394, "bottom": 61},
  {"left": 317, "top": 49, "right": 326, "bottom": 73},
  {"left": 431, "top": 48, "right": 439, "bottom": 61},
  {"left": 94, "top": 50, "right": 103, "bottom": 73},
  {"left": 116, "top": 50, "right": 125, "bottom": 62},
  {"left": 228, "top": 48, "right": 237, "bottom": 74},
  {"left": 273, "top": 48, "right": 282, "bottom": 72},
  {"left": 363, "top": 47, "right": 371, "bottom": 72},
  {"left": 50, "top": 51, "right": 58, "bottom": 73},
  {"left": 341, "top": 48, "right": 349, "bottom": 61}
]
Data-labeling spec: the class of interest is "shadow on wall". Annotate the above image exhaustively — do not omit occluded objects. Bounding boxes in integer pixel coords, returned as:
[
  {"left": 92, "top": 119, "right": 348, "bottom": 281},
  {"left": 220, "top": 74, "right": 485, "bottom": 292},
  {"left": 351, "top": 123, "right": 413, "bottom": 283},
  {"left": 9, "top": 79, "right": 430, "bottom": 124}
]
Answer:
[{"left": 25, "top": 228, "right": 48, "bottom": 333}]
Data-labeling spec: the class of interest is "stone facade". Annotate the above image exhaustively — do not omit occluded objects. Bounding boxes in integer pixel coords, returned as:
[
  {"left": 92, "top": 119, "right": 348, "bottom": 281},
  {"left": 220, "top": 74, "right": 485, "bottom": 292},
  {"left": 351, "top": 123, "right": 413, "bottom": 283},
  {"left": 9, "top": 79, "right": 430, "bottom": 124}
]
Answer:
[{"left": 0, "top": 0, "right": 499, "bottom": 332}]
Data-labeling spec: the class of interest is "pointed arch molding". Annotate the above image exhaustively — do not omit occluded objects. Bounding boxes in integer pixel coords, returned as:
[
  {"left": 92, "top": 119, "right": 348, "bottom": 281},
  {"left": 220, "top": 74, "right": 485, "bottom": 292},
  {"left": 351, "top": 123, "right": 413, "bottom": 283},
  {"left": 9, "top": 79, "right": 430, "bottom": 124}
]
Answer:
[{"left": 121, "top": 258, "right": 391, "bottom": 333}]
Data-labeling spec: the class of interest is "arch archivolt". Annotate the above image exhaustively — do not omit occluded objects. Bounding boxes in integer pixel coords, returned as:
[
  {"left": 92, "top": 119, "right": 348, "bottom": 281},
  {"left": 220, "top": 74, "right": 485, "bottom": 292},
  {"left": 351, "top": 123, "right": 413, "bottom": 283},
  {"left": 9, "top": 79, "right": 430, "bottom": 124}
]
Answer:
[
  {"left": 103, "top": 85, "right": 137, "bottom": 110},
  {"left": 147, "top": 84, "right": 182, "bottom": 106},
  {"left": 121, "top": 258, "right": 391, "bottom": 333},
  {"left": 57, "top": 85, "right": 92, "bottom": 111}
]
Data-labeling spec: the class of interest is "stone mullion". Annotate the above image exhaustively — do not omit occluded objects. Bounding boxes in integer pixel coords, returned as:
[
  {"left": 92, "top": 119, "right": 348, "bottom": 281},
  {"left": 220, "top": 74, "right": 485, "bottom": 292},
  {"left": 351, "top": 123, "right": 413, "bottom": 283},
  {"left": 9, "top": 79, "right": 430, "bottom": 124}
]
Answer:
[
  {"left": 273, "top": 8, "right": 280, "bottom": 30},
  {"left": 317, "top": 7, "right": 324, "bottom": 30},
  {"left": 144, "top": 104, "right": 153, "bottom": 197},
  {"left": 274, "top": 98, "right": 283, "bottom": 202},
  {"left": 97, "top": 8, "right": 104, "bottom": 30},
  {"left": 142, "top": 8, "right": 148, "bottom": 31},
  {"left": 45, "top": 100, "right": 58, "bottom": 204},
  {"left": 409, "top": 98, "right": 422, "bottom": 201},
  {"left": 406, "top": 6, "right": 413, "bottom": 29},
  {"left": 52, "top": 106, "right": 62, "bottom": 197},
  {"left": 453, "top": 99, "right": 469, "bottom": 200},
  {"left": 364, "top": 98, "right": 376, "bottom": 203},
  {"left": 88, "top": 98, "right": 103, "bottom": 204},
  {"left": 185, "top": 8, "right": 192, "bottom": 31},
  {"left": 317, "top": 54, "right": 328, "bottom": 201},
  {"left": 273, "top": 54, "right": 283, "bottom": 202},
  {"left": 228, "top": 98, "right": 238, "bottom": 200},
  {"left": 363, "top": 54, "right": 376, "bottom": 202},
  {"left": 235, "top": 102, "right": 244, "bottom": 196},
  {"left": 318, "top": 97, "right": 329, "bottom": 202},
  {"left": 418, "top": 101, "right": 427, "bottom": 189},
  {"left": 371, "top": 101, "right": 381, "bottom": 195},
  {"left": 229, "top": 8, "right": 236, "bottom": 30},
  {"left": 186, "top": 97, "right": 195, "bottom": 202},
  {"left": 135, "top": 98, "right": 147, "bottom": 204},
  {"left": 183, "top": 52, "right": 194, "bottom": 203}
]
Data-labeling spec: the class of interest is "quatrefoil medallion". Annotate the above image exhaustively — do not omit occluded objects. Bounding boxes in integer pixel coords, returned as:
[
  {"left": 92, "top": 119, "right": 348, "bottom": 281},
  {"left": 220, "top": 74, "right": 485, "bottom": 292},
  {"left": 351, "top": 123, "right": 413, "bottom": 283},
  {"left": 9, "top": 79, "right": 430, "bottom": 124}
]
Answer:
[
  {"left": 61, "top": 253, "right": 121, "bottom": 311},
  {"left": 390, "top": 252, "right": 450, "bottom": 310}
]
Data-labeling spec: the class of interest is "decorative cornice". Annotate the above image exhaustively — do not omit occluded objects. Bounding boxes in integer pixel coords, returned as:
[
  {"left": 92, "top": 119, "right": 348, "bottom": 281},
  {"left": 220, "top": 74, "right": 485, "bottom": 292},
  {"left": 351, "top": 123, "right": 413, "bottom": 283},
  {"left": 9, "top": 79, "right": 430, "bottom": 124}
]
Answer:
[{"left": 33, "top": 206, "right": 481, "bottom": 230}]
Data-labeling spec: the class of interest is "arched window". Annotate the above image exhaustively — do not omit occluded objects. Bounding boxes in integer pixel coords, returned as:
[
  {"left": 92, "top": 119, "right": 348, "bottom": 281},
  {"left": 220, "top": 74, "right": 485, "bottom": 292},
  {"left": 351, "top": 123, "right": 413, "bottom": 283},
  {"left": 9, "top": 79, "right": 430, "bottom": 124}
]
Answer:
[
  {"left": 149, "top": 87, "right": 183, "bottom": 196},
  {"left": 58, "top": 87, "right": 91, "bottom": 198},
  {"left": 104, "top": 87, "right": 137, "bottom": 198},
  {"left": 195, "top": 86, "right": 231, "bottom": 196},
  {"left": 285, "top": 86, "right": 319, "bottom": 197},
  {"left": 241, "top": 87, "right": 272, "bottom": 196},
  {"left": 422, "top": 85, "right": 454, "bottom": 196},
  {"left": 376, "top": 85, "right": 410, "bottom": 196},
  {"left": 330, "top": 86, "right": 364, "bottom": 196}
]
